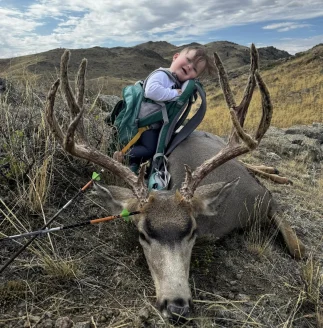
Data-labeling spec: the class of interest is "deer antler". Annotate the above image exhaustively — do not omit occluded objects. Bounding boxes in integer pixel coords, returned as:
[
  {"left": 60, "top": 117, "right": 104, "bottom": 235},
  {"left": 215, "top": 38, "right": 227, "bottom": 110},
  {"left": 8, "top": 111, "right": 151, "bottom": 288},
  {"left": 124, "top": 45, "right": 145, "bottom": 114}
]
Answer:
[
  {"left": 45, "top": 50, "right": 149, "bottom": 204},
  {"left": 180, "top": 44, "right": 273, "bottom": 200}
]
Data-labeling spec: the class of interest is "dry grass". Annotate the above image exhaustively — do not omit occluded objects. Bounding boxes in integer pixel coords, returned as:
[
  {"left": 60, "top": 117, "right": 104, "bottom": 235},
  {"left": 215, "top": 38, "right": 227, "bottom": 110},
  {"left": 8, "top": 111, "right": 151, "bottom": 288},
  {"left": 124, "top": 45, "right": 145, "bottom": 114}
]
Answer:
[
  {"left": 201, "top": 51, "right": 323, "bottom": 136},
  {"left": 87, "top": 76, "right": 135, "bottom": 97},
  {"left": 280, "top": 254, "right": 323, "bottom": 328},
  {"left": 27, "top": 134, "right": 54, "bottom": 213},
  {"left": 244, "top": 195, "right": 277, "bottom": 259},
  {"left": 38, "top": 254, "right": 82, "bottom": 280},
  {"left": 300, "top": 254, "right": 322, "bottom": 308}
]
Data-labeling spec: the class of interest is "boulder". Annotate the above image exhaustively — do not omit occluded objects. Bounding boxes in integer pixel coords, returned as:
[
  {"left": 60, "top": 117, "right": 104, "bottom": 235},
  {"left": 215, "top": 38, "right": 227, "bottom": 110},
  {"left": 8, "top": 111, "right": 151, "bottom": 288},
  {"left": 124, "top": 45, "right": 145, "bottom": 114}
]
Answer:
[
  {"left": 261, "top": 123, "right": 323, "bottom": 162},
  {"left": 97, "top": 95, "right": 121, "bottom": 112}
]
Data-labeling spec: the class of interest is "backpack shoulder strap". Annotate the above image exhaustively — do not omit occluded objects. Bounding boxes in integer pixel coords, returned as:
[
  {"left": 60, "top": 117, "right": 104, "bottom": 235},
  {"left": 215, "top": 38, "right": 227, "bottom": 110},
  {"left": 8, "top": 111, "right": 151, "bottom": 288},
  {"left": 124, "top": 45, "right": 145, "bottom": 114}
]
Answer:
[
  {"left": 165, "top": 82, "right": 207, "bottom": 156},
  {"left": 147, "top": 80, "right": 205, "bottom": 191}
]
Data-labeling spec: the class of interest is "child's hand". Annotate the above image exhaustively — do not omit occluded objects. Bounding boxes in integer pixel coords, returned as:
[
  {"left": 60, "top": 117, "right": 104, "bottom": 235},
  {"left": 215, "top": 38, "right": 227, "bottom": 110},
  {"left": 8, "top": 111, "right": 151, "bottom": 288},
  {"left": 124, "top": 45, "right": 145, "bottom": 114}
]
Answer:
[
  {"left": 176, "top": 89, "right": 182, "bottom": 95},
  {"left": 113, "top": 151, "right": 124, "bottom": 163}
]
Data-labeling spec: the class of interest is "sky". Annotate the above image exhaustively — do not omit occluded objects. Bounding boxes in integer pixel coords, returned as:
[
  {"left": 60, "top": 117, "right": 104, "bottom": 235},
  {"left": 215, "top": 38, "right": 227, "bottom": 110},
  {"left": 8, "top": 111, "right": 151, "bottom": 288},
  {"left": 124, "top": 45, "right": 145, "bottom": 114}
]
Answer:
[{"left": 0, "top": 0, "right": 323, "bottom": 59}]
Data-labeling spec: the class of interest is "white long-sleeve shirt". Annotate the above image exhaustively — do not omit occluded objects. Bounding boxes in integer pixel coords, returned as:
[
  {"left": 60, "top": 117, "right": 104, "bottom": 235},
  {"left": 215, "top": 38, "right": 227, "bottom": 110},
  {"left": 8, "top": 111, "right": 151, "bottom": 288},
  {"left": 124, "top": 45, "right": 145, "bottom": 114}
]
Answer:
[{"left": 144, "top": 69, "right": 180, "bottom": 102}]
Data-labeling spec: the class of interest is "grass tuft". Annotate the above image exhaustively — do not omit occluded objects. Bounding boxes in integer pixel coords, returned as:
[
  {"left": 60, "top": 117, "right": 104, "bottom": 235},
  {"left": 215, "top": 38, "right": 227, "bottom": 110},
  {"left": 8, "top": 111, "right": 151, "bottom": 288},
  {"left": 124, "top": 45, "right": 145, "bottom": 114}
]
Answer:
[
  {"left": 244, "top": 195, "right": 276, "bottom": 259},
  {"left": 39, "top": 254, "right": 82, "bottom": 280},
  {"left": 300, "top": 254, "right": 323, "bottom": 311}
]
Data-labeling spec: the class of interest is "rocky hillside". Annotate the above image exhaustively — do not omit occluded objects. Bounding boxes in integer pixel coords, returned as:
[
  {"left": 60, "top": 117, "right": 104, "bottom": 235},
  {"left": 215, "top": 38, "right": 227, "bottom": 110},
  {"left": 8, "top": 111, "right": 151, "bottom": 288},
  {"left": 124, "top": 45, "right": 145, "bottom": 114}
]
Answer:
[{"left": 0, "top": 41, "right": 291, "bottom": 81}]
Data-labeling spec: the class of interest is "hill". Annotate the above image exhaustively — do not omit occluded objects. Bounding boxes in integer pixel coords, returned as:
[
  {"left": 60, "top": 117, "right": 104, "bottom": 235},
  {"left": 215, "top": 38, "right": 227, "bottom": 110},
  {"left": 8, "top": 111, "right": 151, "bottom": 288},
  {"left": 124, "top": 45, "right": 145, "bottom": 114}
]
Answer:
[
  {"left": 0, "top": 41, "right": 291, "bottom": 82},
  {"left": 0, "top": 46, "right": 170, "bottom": 81}
]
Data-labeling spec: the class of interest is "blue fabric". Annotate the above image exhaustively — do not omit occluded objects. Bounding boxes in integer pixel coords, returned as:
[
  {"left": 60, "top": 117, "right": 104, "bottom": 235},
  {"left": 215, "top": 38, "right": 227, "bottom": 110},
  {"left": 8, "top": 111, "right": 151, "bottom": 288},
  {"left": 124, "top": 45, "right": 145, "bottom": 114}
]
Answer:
[{"left": 128, "top": 129, "right": 160, "bottom": 165}]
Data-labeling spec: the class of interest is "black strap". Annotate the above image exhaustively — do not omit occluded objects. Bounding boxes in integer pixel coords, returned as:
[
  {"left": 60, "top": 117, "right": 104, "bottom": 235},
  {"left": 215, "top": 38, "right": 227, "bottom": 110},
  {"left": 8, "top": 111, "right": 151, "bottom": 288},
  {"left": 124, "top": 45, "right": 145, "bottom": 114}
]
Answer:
[{"left": 165, "top": 83, "right": 206, "bottom": 156}]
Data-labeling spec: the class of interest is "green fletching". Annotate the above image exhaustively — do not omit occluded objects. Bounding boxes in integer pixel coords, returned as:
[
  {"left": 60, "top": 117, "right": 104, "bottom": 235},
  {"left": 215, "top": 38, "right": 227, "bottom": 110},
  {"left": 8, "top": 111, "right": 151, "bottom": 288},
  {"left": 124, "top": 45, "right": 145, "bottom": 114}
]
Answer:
[
  {"left": 121, "top": 209, "right": 130, "bottom": 217},
  {"left": 121, "top": 209, "right": 130, "bottom": 222},
  {"left": 92, "top": 172, "right": 101, "bottom": 181}
]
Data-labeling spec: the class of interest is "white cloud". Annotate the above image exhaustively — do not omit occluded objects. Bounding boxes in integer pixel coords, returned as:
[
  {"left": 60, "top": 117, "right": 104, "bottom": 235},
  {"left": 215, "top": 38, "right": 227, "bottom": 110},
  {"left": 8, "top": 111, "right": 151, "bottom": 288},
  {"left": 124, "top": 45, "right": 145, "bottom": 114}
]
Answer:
[
  {"left": 0, "top": 0, "right": 323, "bottom": 58},
  {"left": 263, "top": 21, "right": 311, "bottom": 32},
  {"left": 271, "top": 34, "right": 323, "bottom": 54},
  {"left": 277, "top": 24, "right": 310, "bottom": 32}
]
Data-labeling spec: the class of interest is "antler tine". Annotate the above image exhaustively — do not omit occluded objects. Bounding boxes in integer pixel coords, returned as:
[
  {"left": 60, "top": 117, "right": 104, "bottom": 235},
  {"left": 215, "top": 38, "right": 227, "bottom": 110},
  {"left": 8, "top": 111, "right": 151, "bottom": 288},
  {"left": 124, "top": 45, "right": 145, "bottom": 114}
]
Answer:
[
  {"left": 45, "top": 49, "right": 149, "bottom": 204},
  {"left": 254, "top": 70, "right": 273, "bottom": 141},
  {"left": 136, "top": 162, "right": 150, "bottom": 206},
  {"left": 75, "top": 58, "right": 86, "bottom": 110},
  {"left": 250, "top": 43, "right": 259, "bottom": 72},
  {"left": 235, "top": 44, "right": 259, "bottom": 124},
  {"left": 60, "top": 51, "right": 87, "bottom": 140},
  {"left": 228, "top": 44, "right": 258, "bottom": 145},
  {"left": 180, "top": 143, "right": 250, "bottom": 200},
  {"left": 45, "top": 78, "right": 64, "bottom": 144},
  {"left": 64, "top": 102, "right": 86, "bottom": 152},
  {"left": 213, "top": 52, "right": 236, "bottom": 109},
  {"left": 180, "top": 44, "right": 272, "bottom": 200},
  {"left": 60, "top": 51, "right": 81, "bottom": 120}
]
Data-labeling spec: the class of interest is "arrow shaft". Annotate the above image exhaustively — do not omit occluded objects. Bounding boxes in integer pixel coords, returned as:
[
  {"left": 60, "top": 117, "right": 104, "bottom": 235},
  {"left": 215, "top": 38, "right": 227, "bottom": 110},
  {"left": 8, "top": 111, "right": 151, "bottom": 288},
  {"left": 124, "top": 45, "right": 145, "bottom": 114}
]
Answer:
[{"left": 0, "top": 175, "right": 98, "bottom": 274}]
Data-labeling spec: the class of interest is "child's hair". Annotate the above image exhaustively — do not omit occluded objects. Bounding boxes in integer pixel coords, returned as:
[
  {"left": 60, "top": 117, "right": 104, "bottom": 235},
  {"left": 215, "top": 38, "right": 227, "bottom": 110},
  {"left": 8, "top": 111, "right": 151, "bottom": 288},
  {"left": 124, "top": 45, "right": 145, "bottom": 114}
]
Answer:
[{"left": 180, "top": 46, "right": 217, "bottom": 76}]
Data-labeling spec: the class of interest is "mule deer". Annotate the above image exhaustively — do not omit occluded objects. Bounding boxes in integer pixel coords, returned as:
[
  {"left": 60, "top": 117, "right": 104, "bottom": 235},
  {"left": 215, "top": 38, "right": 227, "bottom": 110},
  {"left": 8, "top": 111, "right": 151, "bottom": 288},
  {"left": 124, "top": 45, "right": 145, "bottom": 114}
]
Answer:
[{"left": 45, "top": 45, "right": 305, "bottom": 322}]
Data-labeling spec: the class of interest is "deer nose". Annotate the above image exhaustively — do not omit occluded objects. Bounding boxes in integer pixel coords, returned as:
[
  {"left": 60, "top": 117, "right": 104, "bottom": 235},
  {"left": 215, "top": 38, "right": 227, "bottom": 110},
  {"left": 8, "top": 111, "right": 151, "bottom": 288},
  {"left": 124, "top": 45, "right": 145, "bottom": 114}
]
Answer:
[
  {"left": 168, "top": 303, "right": 191, "bottom": 323},
  {"left": 158, "top": 297, "right": 192, "bottom": 322}
]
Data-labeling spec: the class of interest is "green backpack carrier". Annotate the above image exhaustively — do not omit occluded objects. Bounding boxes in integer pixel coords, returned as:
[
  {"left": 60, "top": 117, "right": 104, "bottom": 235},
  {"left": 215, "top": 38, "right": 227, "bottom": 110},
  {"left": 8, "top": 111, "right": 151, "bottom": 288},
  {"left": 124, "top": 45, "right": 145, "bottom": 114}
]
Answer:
[{"left": 107, "top": 68, "right": 207, "bottom": 190}]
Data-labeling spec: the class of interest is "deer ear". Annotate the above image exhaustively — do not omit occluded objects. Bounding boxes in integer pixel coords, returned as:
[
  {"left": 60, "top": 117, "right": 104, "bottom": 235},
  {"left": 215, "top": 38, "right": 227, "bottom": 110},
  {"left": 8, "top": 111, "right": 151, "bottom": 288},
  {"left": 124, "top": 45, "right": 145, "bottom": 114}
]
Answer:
[
  {"left": 193, "top": 178, "right": 240, "bottom": 216},
  {"left": 92, "top": 183, "right": 134, "bottom": 212}
]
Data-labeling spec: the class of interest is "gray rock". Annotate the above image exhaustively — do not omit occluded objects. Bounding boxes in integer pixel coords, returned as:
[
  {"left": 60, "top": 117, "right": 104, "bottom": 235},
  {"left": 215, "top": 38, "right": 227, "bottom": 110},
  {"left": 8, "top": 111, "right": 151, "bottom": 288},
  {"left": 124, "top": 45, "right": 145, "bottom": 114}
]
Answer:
[
  {"left": 97, "top": 95, "right": 121, "bottom": 112},
  {"left": 228, "top": 292, "right": 235, "bottom": 300},
  {"left": 55, "top": 317, "right": 73, "bottom": 328},
  {"left": 261, "top": 125, "right": 323, "bottom": 162},
  {"left": 285, "top": 123, "right": 323, "bottom": 141},
  {"left": 74, "top": 322, "right": 92, "bottom": 328},
  {"left": 138, "top": 307, "right": 150, "bottom": 321},
  {"left": 41, "top": 319, "right": 54, "bottom": 328},
  {"left": 28, "top": 315, "right": 41, "bottom": 323},
  {"left": 44, "top": 312, "right": 53, "bottom": 319},
  {"left": 236, "top": 293, "right": 251, "bottom": 301},
  {"left": 23, "top": 321, "right": 31, "bottom": 328},
  {"left": 266, "top": 152, "right": 282, "bottom": 161}
]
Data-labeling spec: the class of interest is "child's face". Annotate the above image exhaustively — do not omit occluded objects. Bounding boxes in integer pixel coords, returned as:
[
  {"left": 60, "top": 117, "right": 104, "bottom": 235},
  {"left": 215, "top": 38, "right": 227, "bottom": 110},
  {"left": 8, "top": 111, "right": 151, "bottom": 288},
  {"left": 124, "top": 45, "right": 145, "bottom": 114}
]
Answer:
[{"left": 170, "top": 50, "right": 206, "bottom": 82}]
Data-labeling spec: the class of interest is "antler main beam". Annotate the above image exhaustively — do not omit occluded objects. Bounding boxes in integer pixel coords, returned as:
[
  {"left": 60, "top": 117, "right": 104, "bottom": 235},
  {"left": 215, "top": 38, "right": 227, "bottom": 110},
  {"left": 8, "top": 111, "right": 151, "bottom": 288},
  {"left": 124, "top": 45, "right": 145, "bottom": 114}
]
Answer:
[
  {"left": 180, "top": 44, "right": 273, "bottom": 200},
  {"left": 45, "top": 50, "right": 149, "bottom": 203}
]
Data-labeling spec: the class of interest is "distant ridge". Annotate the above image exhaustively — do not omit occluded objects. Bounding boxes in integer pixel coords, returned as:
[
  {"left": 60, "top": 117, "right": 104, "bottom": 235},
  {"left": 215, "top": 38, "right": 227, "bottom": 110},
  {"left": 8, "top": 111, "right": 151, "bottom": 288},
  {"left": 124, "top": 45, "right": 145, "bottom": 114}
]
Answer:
[{"left": 0, "top": 40, "right": 293, "bottom": 81}]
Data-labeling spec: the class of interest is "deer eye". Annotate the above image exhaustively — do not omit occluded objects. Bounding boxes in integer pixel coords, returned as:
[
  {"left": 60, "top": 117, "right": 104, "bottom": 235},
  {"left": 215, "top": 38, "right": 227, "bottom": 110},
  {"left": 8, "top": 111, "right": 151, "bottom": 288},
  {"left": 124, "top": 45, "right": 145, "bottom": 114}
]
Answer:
[
  {"left": 188, "top": 229, "right": 197, "bottom": 242},
  {"left": 139, "top": 232, "right": 150, "bottom": 244}
]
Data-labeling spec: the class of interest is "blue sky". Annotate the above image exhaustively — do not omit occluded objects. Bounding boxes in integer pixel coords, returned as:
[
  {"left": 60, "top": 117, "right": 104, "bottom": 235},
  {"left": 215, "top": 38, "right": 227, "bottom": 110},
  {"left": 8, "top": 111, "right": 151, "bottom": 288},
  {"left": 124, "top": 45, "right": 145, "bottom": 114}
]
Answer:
[{"left": 0, "top": 0, "right": 323, "bottom": 59}]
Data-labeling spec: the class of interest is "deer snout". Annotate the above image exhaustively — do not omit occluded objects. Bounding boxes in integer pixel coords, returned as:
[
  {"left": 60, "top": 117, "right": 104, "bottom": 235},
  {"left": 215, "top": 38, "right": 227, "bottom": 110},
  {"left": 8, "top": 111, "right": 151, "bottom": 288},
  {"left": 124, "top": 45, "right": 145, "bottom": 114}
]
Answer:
[{"left": 158, "top": 297, "right": 192, "bottom": 322}]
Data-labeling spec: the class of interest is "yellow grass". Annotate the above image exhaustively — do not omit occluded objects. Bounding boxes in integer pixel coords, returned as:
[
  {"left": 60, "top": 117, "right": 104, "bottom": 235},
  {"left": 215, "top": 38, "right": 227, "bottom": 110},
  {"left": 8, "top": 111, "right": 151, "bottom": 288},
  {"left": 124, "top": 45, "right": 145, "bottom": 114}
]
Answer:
[
  {"left": 27, "top": 132, "right": 54, "bottom": 212},
  {"left": 201, "top": 53, "right": 323, "bottom": 136},
  {"left": 1, "top": 55, "right": 44, "bottom": 73}
]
